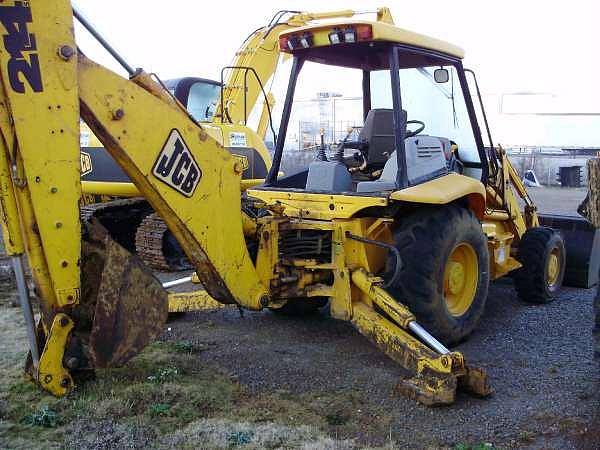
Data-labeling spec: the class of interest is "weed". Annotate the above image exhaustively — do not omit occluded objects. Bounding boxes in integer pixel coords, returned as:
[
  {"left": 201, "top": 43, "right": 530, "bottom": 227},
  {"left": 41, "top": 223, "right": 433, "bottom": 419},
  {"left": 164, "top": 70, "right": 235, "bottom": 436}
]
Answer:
[
  {"left": 174, "top": 340, "right": 198, "bottom": 354},
  {"left": 454, "top": 443, "right": 497, "bottom": 450},
  {"left": 20, "top": 405, "right": 62, "bottom": 428},
  {"left": 148, "top": 403, "right": 171, "bottom": 417},
  {"left": 325, "top": 412, "right": 349, "bottom": 426},
  {"left": 147, "top": 366, "right": 179, "bottom": 384},
  {"left": 227, "top": 430, "right": 254, "bottom": 446}
]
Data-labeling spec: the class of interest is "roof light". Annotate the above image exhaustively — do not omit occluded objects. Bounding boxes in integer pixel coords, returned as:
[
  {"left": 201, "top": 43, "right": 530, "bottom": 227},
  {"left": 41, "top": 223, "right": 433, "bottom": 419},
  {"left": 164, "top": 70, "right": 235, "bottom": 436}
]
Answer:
[
  {"left": 299, "top": 33, "right": 313, "bottom": 49},
  {"left": 328, "top": 28, "right": 343, "bottom": 45},
  {"left": 344, "top": 27, "right": 357, "bottom": 43},
  {"left": 287, "top": 36, "right": 301, "bottom": 51},
  {"left": 279, "top": 33, "right": 313, "bottom": 51},
  {"left": 278, "top": 36, "right": 289, "bottom": 51}
]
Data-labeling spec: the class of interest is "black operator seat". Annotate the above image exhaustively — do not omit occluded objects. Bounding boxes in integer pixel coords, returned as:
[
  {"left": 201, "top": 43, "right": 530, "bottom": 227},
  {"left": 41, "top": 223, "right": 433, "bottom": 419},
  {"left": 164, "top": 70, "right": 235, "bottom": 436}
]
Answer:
[
  {"left": 358, "top": 108, "right": 406, "bottom": 168},
  {"left": 356, "top": 109, "right": 450, "bottom": 193}
]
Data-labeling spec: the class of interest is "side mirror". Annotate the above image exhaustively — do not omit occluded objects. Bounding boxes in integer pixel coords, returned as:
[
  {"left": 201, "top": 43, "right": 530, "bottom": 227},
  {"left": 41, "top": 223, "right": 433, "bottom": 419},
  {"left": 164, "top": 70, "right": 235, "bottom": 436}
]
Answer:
[{"left": 434, "top": 68, "right": 449, "bottom": 83}]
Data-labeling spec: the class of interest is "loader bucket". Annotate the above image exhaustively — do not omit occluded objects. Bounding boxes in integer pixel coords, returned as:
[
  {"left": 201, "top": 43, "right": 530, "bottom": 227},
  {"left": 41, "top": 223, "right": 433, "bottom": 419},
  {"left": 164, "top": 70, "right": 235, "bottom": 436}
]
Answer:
[
  {"left": 77, "top": 219, "right": 168, "bottom": 368},
  {"left": 539, "top": 214, "right": 600, "bottom": 288}
]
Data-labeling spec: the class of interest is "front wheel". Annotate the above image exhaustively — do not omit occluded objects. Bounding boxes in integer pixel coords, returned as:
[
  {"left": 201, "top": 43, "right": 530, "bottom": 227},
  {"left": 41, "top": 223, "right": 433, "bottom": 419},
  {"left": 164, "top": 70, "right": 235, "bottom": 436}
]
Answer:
[
  {"left": 514, "top": 227, "right": 565, "bottom": 303},
  {"left": 386, "top": 206, "right": 490, "bottom": 345}
]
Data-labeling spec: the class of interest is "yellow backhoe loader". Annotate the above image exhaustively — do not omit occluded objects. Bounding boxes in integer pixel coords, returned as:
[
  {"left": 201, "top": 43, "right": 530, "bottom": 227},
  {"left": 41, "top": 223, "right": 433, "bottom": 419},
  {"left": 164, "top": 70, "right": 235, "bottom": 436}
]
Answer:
[{"left": 0, "top": 1, "right": 568, "bottom": 405}]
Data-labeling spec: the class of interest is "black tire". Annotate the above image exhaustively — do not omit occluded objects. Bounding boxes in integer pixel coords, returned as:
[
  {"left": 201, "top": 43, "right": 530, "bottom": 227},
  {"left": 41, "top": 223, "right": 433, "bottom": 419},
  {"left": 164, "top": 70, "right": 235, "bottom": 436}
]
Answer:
[
  {"left": 514, "top": 227, "right": 565, "bottom": 304},
  {"left": 386, "top": 206, "right": 490, "bottom": 345},
  {"left": 270, "top": 297, "right": 329, "bottom": 316}
]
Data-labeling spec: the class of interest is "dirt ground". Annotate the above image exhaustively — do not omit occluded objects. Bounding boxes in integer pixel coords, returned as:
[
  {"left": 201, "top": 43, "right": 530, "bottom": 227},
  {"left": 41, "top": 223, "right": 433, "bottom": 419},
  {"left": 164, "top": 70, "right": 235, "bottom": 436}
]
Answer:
[{"left": 0, "top": 187, "right": 598, "bottom": 449}]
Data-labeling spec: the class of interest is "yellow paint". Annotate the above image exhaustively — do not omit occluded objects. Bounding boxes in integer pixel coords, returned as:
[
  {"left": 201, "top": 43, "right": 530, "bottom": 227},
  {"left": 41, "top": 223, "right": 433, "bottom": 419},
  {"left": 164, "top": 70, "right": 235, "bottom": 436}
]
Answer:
[
  {"left": 38, "top": 314, "right": 74, "bottom": 396},
  {"left": 168, "top": 291, "right": 228, "bottom": 312},
  {"left": 256, "top": 93, "right": 275, "bottom": 140},
  {"left": 0, "top": 0, "right": 81, "bottom": 308},
  {"left": 547, "top": 249, "right": 560, "bottom": 287},
  {"left": 0, "top": 2, "right": 538, "bottom": 405},
  {"left": 444, "top": 243, "right": 478, "bottom": 317},
  {"left": 248, "top": 189, "right": 388, "bottom": 220},
  {"left": 0, "top": 126, "right": 24, "bottom": 255},
  {"left": 217, "top": 9, "right": 394, "bottom": 126},
  {"left": 390, "top": 173, "right": 486, "bottom": 218},
  {"left": 279, "top": 19, "right": 465, "bottom": 59},
  {"left": 81, "top": 181, "right": 140, "bottom": 197}
]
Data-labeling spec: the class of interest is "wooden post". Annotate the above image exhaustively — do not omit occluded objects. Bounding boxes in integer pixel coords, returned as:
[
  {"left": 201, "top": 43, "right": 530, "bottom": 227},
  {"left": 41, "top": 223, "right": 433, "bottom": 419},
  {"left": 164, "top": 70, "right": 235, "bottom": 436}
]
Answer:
[
  {"left": 578, "top": 158, "right": 600, "bottom": 227},
  {"left": 580, "top": 158, "right": 600, "bottom": 358}
]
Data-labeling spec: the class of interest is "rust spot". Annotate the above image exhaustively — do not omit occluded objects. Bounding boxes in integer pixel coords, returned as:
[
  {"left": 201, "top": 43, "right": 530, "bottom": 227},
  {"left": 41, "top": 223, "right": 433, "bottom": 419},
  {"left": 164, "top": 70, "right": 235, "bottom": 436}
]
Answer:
[{"left": 82, "top": 219, "right": 168, "bottom": 368}]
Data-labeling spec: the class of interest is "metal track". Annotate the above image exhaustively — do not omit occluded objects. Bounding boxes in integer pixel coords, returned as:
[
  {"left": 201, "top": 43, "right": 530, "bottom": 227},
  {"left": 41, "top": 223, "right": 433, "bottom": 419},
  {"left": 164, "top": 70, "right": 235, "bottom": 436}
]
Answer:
[
  {"left": 80, "top": 198, "right": 152, "bottom": 253},
  {"left": 82, "top": 200, "right": 192, "bottom": 272},
  {"left": 135, "top": 212, "right": 193, "bottom": 272}
]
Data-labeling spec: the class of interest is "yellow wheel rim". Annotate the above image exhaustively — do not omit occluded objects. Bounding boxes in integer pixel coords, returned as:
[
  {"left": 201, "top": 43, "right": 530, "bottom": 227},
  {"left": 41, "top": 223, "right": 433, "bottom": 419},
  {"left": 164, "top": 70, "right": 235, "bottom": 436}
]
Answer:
[
  {"left": 547, "top": 248, "right": 560, "bottom": 287},
  {"left": 443, "top": 243, "right": 478, "bottom": 317}
]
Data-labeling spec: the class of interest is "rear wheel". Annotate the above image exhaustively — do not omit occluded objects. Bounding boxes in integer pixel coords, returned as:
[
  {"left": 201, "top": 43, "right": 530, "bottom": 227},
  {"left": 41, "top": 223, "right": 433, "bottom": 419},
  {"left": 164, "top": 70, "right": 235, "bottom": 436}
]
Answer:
[
  {"left": 386, "top": 206, "right": 490, "bottom": 345},
  {"left": 514, "top": 227, "right": 565, "bottom": 303}
]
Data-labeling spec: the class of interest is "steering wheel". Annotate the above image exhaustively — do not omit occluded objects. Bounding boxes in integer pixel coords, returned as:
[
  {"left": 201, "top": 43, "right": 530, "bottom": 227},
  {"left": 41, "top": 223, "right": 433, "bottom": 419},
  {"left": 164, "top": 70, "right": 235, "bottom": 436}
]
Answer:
[{"left": 405, "top": 120, "right": 425, "bottom": 138}]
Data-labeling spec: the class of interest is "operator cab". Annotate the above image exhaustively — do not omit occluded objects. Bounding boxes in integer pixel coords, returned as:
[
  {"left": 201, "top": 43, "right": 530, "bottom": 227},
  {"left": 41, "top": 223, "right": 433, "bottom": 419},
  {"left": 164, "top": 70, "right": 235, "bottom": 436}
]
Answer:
[{"left": 258, "top": 21, "right": 488, "bottom": 196}]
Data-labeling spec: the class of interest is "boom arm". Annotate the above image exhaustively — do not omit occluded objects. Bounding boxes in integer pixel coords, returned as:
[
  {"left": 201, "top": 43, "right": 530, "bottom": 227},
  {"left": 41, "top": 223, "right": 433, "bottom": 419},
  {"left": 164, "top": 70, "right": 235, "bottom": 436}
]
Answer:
[{"left": 0, "top": 0, "right": 267, "bottom": 394}]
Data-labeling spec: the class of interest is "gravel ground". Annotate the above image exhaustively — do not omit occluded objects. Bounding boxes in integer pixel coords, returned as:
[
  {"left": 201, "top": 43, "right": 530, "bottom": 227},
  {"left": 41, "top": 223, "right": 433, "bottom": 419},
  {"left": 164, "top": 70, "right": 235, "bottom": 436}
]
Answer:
[{"left": 162, "top": 280, "right": 599, "bottom": 449}]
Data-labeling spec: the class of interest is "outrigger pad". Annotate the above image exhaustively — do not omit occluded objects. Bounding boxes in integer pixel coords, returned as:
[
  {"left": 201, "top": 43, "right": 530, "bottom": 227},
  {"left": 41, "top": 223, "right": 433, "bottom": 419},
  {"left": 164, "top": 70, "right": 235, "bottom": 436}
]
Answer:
[
  {"left": 395, "top": 366, "right": 491, "bottom": 406},
  {"left": 82, "top": 219, "right": 168, "bottom": 368},
  {"left": 395, "top": 374, "right": 457, "bottom": 406}
]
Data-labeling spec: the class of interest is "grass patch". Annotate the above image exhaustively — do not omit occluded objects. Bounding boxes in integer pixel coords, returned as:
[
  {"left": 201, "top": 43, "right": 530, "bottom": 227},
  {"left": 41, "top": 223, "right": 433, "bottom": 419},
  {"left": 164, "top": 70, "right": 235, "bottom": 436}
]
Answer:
[
  {"left": 454, "top": 443, "right": 498, "bottom": 450},
  {"left": 227, "top": 430, "right": 255, "bottom": 446},
  {"left": 147, "top": 366, "right": 179, "bottom": 384},
  {"left": 148, "top": 402, "right": 171, "bottom": 417},
  {"left": 20, "top": 405, "right": 63, "bottom": 428},
  {"left": 173, "top": 340, "right": 206, "bottom": 354},
  {"left": 1, "top": 318, "right": 376, "bottom": 449}
]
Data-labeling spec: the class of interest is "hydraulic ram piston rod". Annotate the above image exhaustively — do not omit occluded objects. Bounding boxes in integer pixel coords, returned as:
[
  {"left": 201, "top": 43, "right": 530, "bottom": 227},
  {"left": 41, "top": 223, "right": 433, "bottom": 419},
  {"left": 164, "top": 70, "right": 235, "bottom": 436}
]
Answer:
[
  {"left": 162, "top": 276, "right": 192, "bottom": 289},
  {"left": 12, "top": 256, "right": 40, "bottom": 366},
  {"left": 72, "top": 5, "right": 136, "bottom": 76},
  {"left": 351, "top": 268, "right": 450, "bottom": 355},
  {"left": 408, "top": 321, "right": 450, "bottom": 355}
]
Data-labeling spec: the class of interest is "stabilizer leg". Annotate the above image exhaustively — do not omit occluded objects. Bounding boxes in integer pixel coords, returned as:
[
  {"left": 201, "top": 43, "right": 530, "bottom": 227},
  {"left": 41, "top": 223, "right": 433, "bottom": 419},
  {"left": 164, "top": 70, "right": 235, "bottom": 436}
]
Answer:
[{"left": 351, "top": 269, "right": 491, "bottom": 405}]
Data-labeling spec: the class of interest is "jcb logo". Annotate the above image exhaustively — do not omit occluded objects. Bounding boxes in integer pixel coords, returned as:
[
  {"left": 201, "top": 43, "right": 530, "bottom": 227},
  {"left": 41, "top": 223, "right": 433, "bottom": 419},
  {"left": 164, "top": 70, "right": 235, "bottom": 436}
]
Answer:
[
  {"left": 232, "top": 155, "right": 249, "bottom": 172},
  {"left": 80, "top": 152, "right": 93, "bottom": 176},
  {"left": 0, "top": 1, "right": 43, "bottom": 93},
  {"left": 153, "top": 129, "right": 201, "bottom": 197}
]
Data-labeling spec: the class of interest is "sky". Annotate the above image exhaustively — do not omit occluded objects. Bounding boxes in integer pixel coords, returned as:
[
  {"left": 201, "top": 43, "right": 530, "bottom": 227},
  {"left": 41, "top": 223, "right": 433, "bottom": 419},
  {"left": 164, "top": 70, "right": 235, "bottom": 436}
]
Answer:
[{"left": 72, "top": 0, "right": 600, "bottom": 147}]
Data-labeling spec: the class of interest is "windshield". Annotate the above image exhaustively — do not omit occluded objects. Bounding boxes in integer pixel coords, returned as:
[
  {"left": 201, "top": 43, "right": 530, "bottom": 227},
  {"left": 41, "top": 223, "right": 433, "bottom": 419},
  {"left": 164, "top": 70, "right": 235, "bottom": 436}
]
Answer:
[
  {"left": 273, "top": 60, "right": 363, "bottom": 174},
  {"left": 266, "top": 46, "right": 485, "bottom": 189},
  {"left": 186, "top": 82, "right": 220, "bottom": 122},
  {"left": 371, "top": 65, "right": 480, "bottom": 166}
]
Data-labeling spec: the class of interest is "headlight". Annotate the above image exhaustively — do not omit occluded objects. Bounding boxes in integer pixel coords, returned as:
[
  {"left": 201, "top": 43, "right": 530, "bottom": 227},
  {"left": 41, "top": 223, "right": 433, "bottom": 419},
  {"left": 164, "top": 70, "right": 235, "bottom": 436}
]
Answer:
[
  {"left": 299, "top": 33, "right": 313, "bottom": 49},
  {"left": 328, "top": 28, "right": 343, "bottom": 45},
  {"left": 344, "top": 28, "right": 357, "bottom": 43}
]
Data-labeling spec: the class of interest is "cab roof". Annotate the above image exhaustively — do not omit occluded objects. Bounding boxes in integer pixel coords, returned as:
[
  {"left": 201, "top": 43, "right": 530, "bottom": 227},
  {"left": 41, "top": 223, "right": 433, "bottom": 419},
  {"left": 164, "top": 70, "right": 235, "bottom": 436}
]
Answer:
[{"left": 279, "top": 19, "right": 465, "bottom": 60}]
